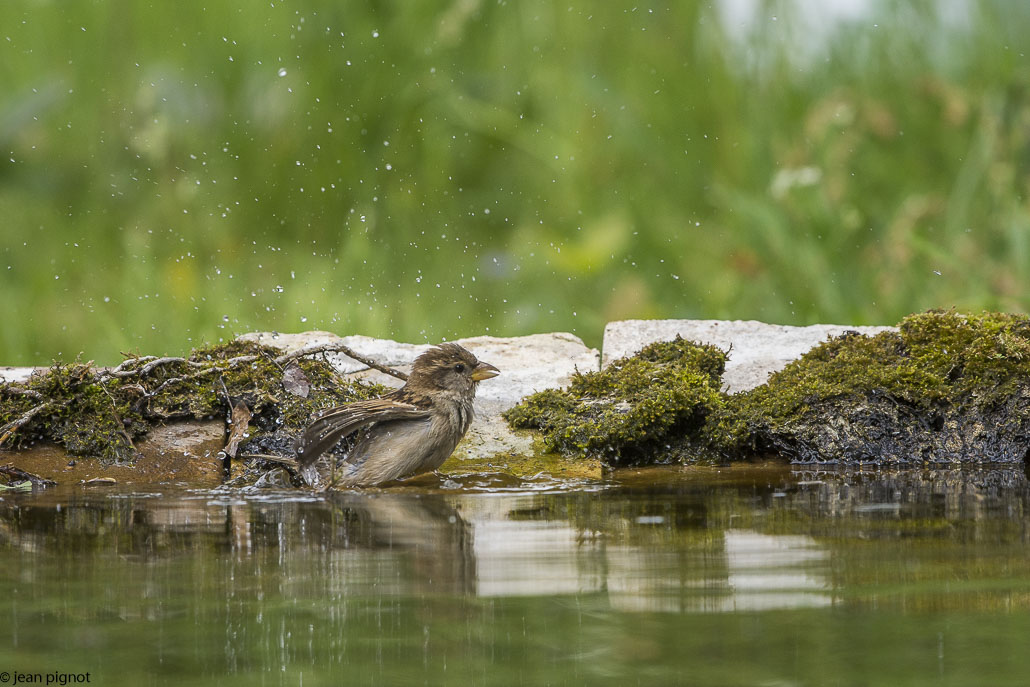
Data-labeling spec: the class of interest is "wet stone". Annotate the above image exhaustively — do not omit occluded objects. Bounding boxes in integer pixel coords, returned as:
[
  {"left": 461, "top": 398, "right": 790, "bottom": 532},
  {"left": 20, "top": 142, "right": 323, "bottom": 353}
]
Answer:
[
  {"left": 603, "top": 319, "right": 894, "bottom": 392},
  {"left": 0, "top": 367, "right": 38, "bottom": 385}
]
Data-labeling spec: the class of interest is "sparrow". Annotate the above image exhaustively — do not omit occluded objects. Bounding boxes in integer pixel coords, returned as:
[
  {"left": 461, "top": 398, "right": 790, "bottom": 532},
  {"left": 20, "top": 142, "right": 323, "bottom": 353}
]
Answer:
[{"left": 296, "top": 342, "right": 500, "bottom": 486}]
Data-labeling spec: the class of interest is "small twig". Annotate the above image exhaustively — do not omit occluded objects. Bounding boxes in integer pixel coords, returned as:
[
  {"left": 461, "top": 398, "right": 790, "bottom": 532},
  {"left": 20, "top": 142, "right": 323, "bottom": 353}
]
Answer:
[
  {"left": 0, "top": 386, "right": 44, "bottom": 401},
  {"left": 117, "top": 354, "right": 157, "bottom": 369},
  {"left": 140, "top": 356, "right": 199, "bottom": 376},
  {"left": 102, "top": 355, "right": 159, "bottom": 378},
  {"left": 238, "top": 453, "right": 299, "bottom": 467},
  {"left": 0, "top": 464, "right": 56, "bottom": 487},
  {"left": 274, "top": 342, "right": 408, "bottom": 381},
  {"left": 100, "top": 355, "right": 212, "bottom": 381},
  {"left": 0, "top": 402, "right": 55, "bottom": 448}
]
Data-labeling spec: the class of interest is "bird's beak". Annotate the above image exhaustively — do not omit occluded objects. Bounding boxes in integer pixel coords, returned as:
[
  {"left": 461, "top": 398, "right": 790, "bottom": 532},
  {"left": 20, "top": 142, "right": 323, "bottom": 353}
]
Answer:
[{"left": 471, "top": 361, "right": 500, "bottom": 381}]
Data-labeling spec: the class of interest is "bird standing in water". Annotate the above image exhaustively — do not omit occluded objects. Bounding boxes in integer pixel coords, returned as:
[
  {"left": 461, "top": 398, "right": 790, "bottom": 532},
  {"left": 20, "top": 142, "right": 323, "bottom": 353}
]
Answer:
[{"left": 296, "top": 343, "right": 499, "bottom": 486}]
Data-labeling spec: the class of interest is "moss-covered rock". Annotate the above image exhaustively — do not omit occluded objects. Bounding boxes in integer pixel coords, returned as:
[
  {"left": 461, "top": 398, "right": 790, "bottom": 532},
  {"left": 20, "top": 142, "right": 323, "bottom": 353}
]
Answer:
[
  {"left": 504, "top": 337, "right": 728, "bottom": 466},
  {"left": 504, "top": 310, "right": 1030, "bottom": 467},
  {"left": 0, "top": 341, "right": 384, "bottom": 463},
  {"left": 711, "top": 310, "right": 1030, "bottom": 464}
]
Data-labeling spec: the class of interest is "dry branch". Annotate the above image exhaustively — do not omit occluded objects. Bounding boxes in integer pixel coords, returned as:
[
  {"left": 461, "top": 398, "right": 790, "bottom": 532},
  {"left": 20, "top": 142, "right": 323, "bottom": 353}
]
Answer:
[
  {"left": 0, "top": 402, "right": 56, "bottom": 448},
  {"left": 0, "top": 464, "right": 56, "bottom": 487},
  {"left": 274, "top": 342, "right": 408, "bottom": 381}
]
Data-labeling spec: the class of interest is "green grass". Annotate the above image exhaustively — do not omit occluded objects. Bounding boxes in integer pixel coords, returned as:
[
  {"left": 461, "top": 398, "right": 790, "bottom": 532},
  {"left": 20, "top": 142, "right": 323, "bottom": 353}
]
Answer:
[{"left": 2, "top": 1, "right": 1029, "bottom": 364}]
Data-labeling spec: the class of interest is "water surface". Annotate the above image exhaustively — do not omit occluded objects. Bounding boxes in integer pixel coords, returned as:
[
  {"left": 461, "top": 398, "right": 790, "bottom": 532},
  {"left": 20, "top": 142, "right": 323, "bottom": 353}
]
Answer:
[{"left": 2, "top": 465, "right": 1029, "bottom": 686}]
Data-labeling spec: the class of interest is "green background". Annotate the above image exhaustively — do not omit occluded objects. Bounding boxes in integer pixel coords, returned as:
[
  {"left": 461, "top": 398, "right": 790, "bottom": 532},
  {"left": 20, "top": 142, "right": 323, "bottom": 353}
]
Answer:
[{"left": 2, "top": 0, "right": 1029, "bottom": 364}]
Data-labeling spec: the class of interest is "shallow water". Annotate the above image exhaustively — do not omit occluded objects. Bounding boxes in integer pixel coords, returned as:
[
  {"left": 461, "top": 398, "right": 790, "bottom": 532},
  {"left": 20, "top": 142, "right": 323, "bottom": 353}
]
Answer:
[{"left": 2, "top": 464, "right": 1030, "bottom": 686}]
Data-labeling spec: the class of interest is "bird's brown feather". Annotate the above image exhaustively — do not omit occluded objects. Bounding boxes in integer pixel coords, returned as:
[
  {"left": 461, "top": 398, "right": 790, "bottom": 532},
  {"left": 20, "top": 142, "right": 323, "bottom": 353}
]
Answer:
[{"left": 296, "top": 395, "right": 431, "bottom": 467}]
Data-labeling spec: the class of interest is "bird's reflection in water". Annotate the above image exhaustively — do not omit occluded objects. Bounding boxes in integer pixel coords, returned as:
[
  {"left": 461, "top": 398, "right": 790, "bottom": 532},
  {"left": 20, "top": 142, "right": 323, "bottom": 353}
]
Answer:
[{"left": 317, "top": 492, "right": 476, "bottom": 597}]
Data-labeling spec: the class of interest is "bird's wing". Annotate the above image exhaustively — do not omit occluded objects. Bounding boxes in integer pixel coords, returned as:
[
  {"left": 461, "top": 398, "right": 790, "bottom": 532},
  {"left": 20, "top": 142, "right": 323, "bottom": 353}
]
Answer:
[{"left": 296, "top": 398, "right": 431, "bottom": 467}]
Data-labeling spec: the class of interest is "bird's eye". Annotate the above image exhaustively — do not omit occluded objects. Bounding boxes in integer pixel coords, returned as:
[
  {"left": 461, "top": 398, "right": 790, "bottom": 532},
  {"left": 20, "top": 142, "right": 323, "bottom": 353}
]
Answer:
[{"left": 454, "top": 363, "right": 465, "bottom": 373}]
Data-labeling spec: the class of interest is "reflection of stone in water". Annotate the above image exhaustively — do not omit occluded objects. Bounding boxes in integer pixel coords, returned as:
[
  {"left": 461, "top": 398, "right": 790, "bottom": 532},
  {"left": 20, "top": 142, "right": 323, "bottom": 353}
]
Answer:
[
  {"left": 605, "top": 545, "right": 727, "bottom": 613},
  {"left": 605, "top": 532, "right": 830, "bottom": 613},
  {"left": 459, "top": 494, "right": 605, "bottom": 597},
  {"left": 460, "top": 493, "right": 832, "bottom": 613},
  {"left": 721, "top": 530, "right": 830, "bottom": 612},
  {"left": 472, "top": 518, "right": 604, "bottom": 597}
]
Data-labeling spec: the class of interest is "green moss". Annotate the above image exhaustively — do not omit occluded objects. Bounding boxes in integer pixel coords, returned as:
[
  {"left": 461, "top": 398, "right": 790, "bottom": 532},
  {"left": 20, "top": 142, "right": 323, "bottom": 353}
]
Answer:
[
  {"left": 711, "top": 310, "right": 1030, "bottom": 463},
  {"left": 1, "top": 362, "right": 143, "bottom": 462},
  {"left": 0, "top": 341, "right": 383, "bottom": 463},
  {"left": 504, "top": 337, "right": 728, "bottom": 466},
  {"left": 504, "top": 310, "right": 1030, "bottom": 467}
]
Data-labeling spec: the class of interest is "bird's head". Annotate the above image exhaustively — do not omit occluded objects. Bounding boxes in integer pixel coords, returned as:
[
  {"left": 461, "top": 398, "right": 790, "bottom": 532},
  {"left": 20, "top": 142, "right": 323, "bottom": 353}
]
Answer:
[{"left": 408, "top": 342, "right": 500, "bottom": 394}]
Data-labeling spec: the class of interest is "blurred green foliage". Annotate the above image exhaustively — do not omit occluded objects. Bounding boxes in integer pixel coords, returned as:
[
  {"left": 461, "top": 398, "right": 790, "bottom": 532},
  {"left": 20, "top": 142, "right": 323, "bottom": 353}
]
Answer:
[{"left": 1, "top": 0, "right": 1029, "bottom": 364}]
